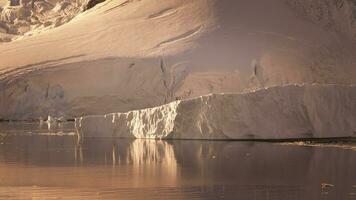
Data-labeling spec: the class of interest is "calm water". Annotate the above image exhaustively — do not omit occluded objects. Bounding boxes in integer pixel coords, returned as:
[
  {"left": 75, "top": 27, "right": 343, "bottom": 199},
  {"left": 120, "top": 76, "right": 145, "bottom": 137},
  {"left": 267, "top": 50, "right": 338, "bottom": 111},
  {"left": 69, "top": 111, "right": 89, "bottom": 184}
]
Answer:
[{"left": 0, "top": 129, "right": 355, "bottom": 199}]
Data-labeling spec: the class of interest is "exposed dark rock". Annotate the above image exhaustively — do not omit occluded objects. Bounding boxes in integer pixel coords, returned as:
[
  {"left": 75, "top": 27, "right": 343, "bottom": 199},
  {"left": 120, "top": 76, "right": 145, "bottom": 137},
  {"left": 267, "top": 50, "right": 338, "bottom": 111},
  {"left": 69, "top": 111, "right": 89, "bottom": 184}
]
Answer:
[
  {"left": 83, "top": 0, "right": 106, "bottom": 11},
  {"left": 9, "top": 0, "right": 20, "bottom": 6}
]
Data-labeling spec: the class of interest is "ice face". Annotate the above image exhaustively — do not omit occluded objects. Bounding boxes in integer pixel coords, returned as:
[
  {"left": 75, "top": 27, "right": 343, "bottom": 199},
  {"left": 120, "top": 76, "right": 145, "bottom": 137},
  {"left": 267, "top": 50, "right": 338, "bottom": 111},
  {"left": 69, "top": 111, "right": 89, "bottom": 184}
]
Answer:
[{"left": 75, "top": 84, "right": 356, "bottom": 140}]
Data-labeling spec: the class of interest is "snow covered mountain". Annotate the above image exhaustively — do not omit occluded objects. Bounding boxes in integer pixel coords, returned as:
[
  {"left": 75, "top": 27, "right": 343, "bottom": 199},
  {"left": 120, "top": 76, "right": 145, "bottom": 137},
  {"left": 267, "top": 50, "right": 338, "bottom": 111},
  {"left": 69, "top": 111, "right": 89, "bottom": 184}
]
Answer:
[{"left": 0, "top": 0, "right": 355, "bottom": 127}]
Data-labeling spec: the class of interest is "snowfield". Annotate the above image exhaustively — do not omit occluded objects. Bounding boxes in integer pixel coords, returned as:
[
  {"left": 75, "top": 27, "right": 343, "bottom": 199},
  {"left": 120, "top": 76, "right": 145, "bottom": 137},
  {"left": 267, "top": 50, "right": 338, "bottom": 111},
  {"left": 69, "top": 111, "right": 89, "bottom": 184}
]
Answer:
[
  {"left": 75, "top": 84, "right": 356, "bottom": 139},
  {"left": 0, "top": 0, "right": 355, "bottom": 139}
]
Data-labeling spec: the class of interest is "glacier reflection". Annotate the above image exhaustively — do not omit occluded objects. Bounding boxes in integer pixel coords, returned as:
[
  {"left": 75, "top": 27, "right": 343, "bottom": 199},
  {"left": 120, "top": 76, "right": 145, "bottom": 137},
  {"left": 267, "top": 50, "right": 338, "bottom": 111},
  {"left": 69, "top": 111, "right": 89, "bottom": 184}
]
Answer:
[
  {"left": 127, "top": 140, "right": 177, "bottom": 176},
  {"left": 0, "top": 136, "right": 356, "bottom": 200}
]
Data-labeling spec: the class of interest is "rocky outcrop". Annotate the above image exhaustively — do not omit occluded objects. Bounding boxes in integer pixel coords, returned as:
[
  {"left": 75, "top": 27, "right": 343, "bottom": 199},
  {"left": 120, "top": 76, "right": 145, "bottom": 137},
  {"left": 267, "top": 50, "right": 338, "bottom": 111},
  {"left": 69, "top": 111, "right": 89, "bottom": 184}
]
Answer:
[
  {"left": 83, "top": 0, "right": 106, "bottom": 11},
  {"left": 0, "top": 0, "right": 83, "bottom": 42}
]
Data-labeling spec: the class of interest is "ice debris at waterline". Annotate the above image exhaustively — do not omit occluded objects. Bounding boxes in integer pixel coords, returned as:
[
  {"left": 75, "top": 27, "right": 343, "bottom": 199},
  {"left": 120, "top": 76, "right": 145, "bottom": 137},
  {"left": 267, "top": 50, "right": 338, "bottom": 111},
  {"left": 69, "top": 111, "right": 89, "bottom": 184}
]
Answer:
[{"left": 74, "top": 84, "right": 356, "bottom": 140}]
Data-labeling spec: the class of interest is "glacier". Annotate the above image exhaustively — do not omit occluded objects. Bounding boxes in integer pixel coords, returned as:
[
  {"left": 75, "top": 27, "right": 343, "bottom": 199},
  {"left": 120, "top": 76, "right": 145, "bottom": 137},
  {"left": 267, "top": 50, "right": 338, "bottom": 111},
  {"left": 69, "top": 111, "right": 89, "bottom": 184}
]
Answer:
[
  {"left": 0, "top": 0, "right": 355, "bottom": 121},
  {"left": 0, "top": 0, "right": 355, "bottom": 140},
  {"left": 75, "top": 84, "right": 356, "bottom": 140}
]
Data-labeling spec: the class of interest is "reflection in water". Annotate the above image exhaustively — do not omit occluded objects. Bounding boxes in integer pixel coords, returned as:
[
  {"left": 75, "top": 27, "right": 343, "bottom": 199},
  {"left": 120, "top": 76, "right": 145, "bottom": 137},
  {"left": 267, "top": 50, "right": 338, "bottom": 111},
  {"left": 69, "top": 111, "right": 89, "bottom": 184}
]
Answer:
[
  {"left": 128, "top": 140, "right": 177, "bottom": 180},
  {"left": 0, "top": 136, "right": 355, "bottom": 200},
  {"left": 74, "top": 138, "right": 84, "bottom": 165}
]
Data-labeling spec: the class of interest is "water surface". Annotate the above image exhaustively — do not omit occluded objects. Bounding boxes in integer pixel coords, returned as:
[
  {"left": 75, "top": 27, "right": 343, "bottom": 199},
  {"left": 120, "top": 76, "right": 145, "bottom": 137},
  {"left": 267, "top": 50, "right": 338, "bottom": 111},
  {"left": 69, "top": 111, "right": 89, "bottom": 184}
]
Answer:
[{"left": 0, "top": 133, "right": 355, "bottom": 199}]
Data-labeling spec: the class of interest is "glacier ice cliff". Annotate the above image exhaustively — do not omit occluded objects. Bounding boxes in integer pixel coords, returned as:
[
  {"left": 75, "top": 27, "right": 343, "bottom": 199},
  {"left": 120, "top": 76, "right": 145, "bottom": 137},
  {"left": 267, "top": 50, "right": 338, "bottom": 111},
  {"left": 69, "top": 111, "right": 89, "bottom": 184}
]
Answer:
[{"left": 75, "top": 84, "right": 356, "bottom": 140}]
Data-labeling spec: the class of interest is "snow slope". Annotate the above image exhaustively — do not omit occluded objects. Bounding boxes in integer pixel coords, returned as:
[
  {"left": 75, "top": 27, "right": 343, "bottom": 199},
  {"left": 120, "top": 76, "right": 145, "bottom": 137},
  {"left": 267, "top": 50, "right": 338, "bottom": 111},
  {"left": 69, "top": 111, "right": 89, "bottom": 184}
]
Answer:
[
  {"left": 0, "top": 0, "right": 355, "bottom": 120},
  {"left": 75, "top": 84, "right": 356, "bottom": 139}
]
